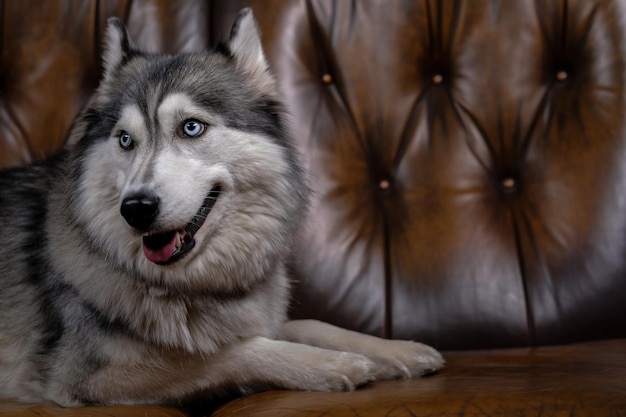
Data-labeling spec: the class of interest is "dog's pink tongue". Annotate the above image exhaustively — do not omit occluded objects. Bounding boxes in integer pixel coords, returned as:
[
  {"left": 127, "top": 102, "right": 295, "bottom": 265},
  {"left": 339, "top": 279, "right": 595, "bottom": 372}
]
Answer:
[{"left": 143, "top": 236, "right": 177, "bottom": 264}]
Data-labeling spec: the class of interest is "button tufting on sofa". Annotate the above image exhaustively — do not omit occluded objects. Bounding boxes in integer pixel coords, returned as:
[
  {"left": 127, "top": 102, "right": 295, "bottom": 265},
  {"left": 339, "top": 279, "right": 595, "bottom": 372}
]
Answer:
[
  {"left": 501, "top": 177, "right": 517, "bottom": 192},
  {"left": 321, "top": 73, "right": 333, "bottom": 85},
  {"left": 378, "top": 179, "right": 391, "bottom": 191},
  {"left": 556, "top": 70, "right": 569, "bottom": 82}
]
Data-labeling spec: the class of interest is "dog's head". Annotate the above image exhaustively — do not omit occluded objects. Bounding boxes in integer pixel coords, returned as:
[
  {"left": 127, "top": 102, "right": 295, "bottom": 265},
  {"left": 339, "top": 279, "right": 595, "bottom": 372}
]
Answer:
[{"left": 69, "top": 9, "right": 306, "bottom": 293}]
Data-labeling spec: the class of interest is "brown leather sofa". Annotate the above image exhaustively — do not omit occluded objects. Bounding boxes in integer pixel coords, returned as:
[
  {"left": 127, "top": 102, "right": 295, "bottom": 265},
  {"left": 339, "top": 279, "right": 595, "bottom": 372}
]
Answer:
[{"left": 1, "top": 0, "right": 625, "bottom": 416}]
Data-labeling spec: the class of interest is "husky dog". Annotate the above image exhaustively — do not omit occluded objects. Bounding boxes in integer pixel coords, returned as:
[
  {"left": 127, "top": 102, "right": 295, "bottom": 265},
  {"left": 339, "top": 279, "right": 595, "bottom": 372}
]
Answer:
[{"left": 0, "top": 9, "right": 443, "bottom": 406}]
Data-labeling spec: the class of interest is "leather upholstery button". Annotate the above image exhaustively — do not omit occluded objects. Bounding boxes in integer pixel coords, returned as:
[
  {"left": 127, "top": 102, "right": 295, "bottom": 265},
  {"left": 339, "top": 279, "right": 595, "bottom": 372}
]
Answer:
[
  {"left": 379, "top": 179, "right": 391, "bottom": 190},
  {"left": 501, "top": 177, "right": 516, "bottom": 191},
  {"left": 556, "top": 70, "right": 568, "bottom": 81},
  {"left": 432, "top": 74, "right": 443, "bottom": 85},
  {"left": 322, "top": 73, "right": 333, "bottom": 84}
]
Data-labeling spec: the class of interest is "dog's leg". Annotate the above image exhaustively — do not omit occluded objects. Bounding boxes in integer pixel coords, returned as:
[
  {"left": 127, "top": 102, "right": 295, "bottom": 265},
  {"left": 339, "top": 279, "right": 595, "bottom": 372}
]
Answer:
[
  {"left": 281, "top": 320, "right": 444, "bottom": 380},
  {"left": 216, "top": 336, "right": 377, "bottom": 392},
  {"left": 48, "top": 336, "right": 377, "bottom": 405}
]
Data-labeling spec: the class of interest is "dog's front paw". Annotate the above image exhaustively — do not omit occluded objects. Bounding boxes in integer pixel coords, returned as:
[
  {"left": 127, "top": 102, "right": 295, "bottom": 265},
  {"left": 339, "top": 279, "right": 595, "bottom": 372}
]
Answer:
[
  {"left": 369, "top": 340, "right": 444, "bottom": 380},
  {"left": 294, "top": 351, "right": 376, "bottom": 392}
]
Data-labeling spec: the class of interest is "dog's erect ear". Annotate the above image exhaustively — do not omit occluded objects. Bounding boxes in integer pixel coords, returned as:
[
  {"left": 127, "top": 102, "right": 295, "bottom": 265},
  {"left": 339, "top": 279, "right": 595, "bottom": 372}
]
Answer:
[
  {"left": 103, "top": 17, "right": 134, "bottom": 80},
  {"left": 227, "top": 8, "right": 275, "bottom": 93}
]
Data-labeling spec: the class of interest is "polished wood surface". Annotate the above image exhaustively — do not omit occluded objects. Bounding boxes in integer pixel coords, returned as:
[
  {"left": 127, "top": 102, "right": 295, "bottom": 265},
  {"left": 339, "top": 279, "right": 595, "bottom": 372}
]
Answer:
[
  {"left": 0, "top": 401, "right": 186, "bottom": 417},
  {"left": 0, "top": 334, "right": 624, "bottom": 416},
  {"left": 213, "top": 338, "right": 626, "bottom": 417}
]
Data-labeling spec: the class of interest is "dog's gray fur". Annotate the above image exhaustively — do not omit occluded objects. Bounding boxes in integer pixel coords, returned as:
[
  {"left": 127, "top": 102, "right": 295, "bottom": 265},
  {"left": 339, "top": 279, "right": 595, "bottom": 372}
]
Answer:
[{"left": 0, "top": 9, "right": 443, "bottom": 406}]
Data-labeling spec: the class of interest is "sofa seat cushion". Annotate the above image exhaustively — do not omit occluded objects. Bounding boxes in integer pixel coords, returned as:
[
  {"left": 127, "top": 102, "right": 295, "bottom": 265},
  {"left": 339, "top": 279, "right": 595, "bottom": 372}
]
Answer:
[
  {"left": 213, "top": 338, "right": 626, "bottom": 417},
  {"left": 0, "top": 401, "right": 186, "bottom": 417},
  {"left": 0, "top": 338, "right": 623, "bottom": 416}
]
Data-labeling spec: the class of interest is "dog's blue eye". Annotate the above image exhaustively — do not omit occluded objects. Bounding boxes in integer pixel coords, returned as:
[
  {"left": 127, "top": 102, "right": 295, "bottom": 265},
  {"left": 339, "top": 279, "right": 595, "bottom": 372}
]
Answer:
[
  {"left": 181, "top": 119, "right": 205, "bottom": 138},
  {"left": 119, "top": 131, "right": 134, "bottom": 150}
]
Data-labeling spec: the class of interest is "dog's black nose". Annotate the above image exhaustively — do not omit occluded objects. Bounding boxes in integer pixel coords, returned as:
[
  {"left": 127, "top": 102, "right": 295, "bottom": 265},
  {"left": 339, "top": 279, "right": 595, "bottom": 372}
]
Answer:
[{"left": 120, "top": 195, "right": 160, "bottom": 231}]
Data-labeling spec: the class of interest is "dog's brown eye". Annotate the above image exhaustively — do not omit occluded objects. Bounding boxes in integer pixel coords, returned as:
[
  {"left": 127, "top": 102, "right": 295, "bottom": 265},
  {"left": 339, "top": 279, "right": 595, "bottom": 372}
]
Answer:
[{"left": 179, "top": 119, "right": 206, "bottom": 138}]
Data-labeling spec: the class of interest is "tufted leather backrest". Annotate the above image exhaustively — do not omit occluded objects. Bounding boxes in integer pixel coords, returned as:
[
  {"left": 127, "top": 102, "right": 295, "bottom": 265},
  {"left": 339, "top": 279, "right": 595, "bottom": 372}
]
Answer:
[{"left": 2, "top": 0, "right": 626, "bottom": 350}]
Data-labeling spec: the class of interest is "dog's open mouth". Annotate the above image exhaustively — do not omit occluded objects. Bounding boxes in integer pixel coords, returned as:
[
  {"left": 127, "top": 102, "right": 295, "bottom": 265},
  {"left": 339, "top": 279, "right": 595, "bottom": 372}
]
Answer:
[{"left": 142, "top": 185, "right": 221, "bottom": 265}]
